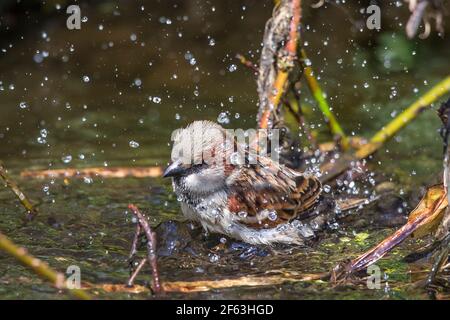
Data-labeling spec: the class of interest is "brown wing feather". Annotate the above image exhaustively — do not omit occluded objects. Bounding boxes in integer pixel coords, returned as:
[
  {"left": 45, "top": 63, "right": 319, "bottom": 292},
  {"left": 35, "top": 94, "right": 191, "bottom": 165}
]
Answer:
[{"left": 227, "top": 157, "right": 322, "bottom": 229}]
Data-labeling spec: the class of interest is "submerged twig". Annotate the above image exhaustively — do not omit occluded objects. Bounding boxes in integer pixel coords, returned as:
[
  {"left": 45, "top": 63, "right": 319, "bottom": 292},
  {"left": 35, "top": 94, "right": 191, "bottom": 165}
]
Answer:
[
  {"left": 21, "top": 166, "right": 163, "bottom": 179},
  {"left": 0, "top": 231, "right": 91, "bottom": 300},
  {"left": 127, "top": 204, "right": 162, "bottom": 294},
  {"left": 0, "top": 161, "right": 37, "bottom": 219},
  {"left": 92, "top": 271, "right": 329, "bottom": 294}
]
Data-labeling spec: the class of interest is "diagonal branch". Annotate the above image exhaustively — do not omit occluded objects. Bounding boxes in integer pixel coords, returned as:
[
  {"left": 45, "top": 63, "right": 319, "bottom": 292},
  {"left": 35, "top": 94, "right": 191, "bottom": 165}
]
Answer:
[
  {"left": 0, "top": 161, "right": 38, "bottom": 219},
  {"left": 0, "top": 231, "right": 91, "bottom": 299}
]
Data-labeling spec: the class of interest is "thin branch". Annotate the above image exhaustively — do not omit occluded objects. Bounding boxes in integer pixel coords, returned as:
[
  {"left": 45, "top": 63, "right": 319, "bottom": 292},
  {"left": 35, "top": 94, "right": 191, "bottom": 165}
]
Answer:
[
  {"left": 127, "top": 258, "right": 146, "bottom": 287},
  {"left": 91, "top": 271, "right": 330, "bottom": 294},
  {"left": 236, "top": 54, "right": 259, "bottom": 73},
  {"left": 128, "top": 222, "right": 142, "bottom": 260},
  {"left": 127, "top": 204, "right": 162, "bottom": 294},
  {"left": 259, "top": 0, "right": 301, "bottom": 130},
  {"left": 0, "top": 161, "right": 38, "bottom": 219},
  {"left": 21, "top": 166, "right": 163, "bottom": 179},
  {"left": 355, "top": 76, "right": 450, "bottom": 159},
  {"left": 236, "top": 53, "right": 317, "bottom": 148},
  {"left": 0, "top": 231, "right": 91, "bottom": 300},
  {"left": 406, "top": 0, "right": 429, "bottom": 38},
  {"left": 300, "top": 49, "right": 349, "bottom": 150},
  {"left": 285, "top": 97, "right": 318, "bottom": 149}
]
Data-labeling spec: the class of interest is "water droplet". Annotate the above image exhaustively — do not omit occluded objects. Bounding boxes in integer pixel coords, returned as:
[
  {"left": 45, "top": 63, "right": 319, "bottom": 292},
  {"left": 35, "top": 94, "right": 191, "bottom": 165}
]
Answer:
[
  {"left": 134, "top": 78, "right": 142, "bottom": 86},
  {"left": 230, "top": 152, "right": 243, "bottom": 165},
  {"left": 217, "top": 112, "right": 230, "bottom": 124},
  {"left": 83, "top": 177, "right": 93, "bottom": 184},
  {"left": 40, "top": 129, "right": 48, "bottom": 138},
  {"left": 228, "top": 64, "right": 237, "bottom": 72},
  {"left": 208, "top": 253, "right": 220, "bottom": 263},
  {"left": 19, "top": 102, "right": 28, "bottom": 109},
  {"left": 150, "top": 96, "right": 161, "bottom": 104},
  {"left": 129, "top": 140, "right": 140, "bottom": 148},
  {"left": 268, "top": 210, "right": 278, "bottom": 221},
  {"left": 37, "top": 137, "right": 46, "bottom": 144},
  {"left": 33, "top": 53, "right": 44, "bottom": 63},
  {"left": 61, "top": 155, "right": 72, "bottom": 163},
  {"left": 238, "top": 211, "right": 248, "bottom": 218},
  {"left": 82, "top": 75, "right": 90, "bottom": 83}
]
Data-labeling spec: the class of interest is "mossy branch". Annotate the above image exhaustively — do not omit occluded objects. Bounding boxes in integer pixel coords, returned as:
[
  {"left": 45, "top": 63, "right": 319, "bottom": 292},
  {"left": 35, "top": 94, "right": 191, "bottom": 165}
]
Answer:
[
  {"left": 355, "top": 76, "right": 450, "bottom": 159},
  {"left": 0, "top": 231, "right": 91, "bottom": 300},
  {"left": 259, "top": 0, "right": 301, "bottom": 129},
  {"left": 0, "top": 161, "right": 37, "bottom": 219}
]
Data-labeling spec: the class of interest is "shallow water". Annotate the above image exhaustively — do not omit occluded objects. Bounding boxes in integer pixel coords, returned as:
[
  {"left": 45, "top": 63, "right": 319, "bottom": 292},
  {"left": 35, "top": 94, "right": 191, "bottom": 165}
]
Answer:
[{"left": 0, "top": 1, "right": 449, "bottom": 299}]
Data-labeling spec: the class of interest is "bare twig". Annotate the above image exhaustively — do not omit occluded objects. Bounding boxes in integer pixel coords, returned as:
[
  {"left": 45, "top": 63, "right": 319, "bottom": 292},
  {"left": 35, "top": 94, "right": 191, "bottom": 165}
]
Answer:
[
  {"left": 236, "top": 54, "right": 259, "bottom": 73},
  {"left": 284, "top": 97, "right": 318, "bottom": 149},
  {"left": 406, "top": 0, "right": 429, "bottom": 38},
  {"left": 355, "top": 76, "right": 450, "bottom": 159},
  {"left": 0, "top": 231, "right": 91, "bottom": 299},
  {"left": 259, "top": 0, "right": 301, "bottom": 130},
  {"left": 91, "top": 271, "right": 330, "bottom": 293},
  {"left": 236, "top": 53, "right": 317, "bottom": 148},
  {"left": 21, "top": 166, "right": 163, "bottom": 179},
  {"left": 406, "top": 0, "right": 445, "bottom": 39},
  {"left": 127, "top": 258, "right": 146, "bottom": 287},
  {"left": 128, "top": 222, "right": 142, "bottom": 260},
  {"left": 0, "top": 161, "right": 38, "bottom": 219},
  {"left": 127, "top": 204, "right": 162, "bottom": 294}
]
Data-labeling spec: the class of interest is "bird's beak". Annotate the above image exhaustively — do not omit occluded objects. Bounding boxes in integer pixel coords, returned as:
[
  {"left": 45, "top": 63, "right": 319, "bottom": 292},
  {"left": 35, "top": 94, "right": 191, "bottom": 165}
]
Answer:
[{"left": 163, "top": 160, "right": 186, "bottom": 178}]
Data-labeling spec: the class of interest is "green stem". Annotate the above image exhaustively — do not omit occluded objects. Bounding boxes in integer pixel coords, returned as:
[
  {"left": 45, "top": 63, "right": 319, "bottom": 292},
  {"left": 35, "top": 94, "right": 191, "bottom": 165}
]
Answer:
[
  {"left": 356, "top": 76, "right": 450, "bottom": 159},
  {"left": 300, "top": 49, "right": 349, "bottom": 150},
  {"left": 0, "top": 231, "right": 91, "bottom": 300},
  {"left": 0, "top": 161, "right": 37, "bottom": 219}
]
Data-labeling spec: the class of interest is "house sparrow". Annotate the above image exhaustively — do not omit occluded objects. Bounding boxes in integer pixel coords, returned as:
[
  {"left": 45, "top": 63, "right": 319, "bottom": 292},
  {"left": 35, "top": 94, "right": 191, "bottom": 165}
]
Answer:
[{"left": 163, "top": 120, "right": 324, "bottom": 245}]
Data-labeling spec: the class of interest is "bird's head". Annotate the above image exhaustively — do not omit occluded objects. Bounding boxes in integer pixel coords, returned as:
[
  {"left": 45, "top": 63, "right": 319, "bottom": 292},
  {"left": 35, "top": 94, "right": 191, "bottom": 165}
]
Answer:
[{"left": 164, "top": 120, "right": 238, "bottom": 195}]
